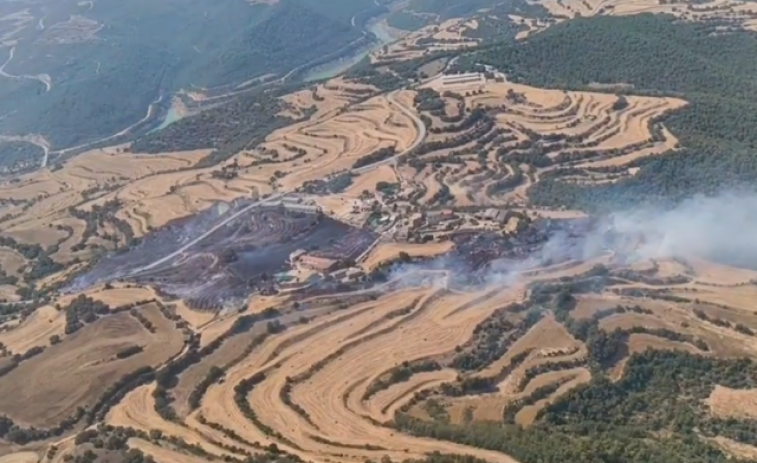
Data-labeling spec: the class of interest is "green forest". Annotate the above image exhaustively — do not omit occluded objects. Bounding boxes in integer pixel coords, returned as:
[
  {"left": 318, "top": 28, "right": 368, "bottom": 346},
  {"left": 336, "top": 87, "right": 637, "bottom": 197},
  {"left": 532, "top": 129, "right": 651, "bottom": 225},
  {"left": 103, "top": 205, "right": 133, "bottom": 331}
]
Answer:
[
  {"left": 392, "top": 287, "right": 757, "bottom": 463},
  {"left": 459, "top": 14, "right": 757, "bottom": 211},
  {"left": 0, "top": 142, "right": 45, "bottom": 175}
]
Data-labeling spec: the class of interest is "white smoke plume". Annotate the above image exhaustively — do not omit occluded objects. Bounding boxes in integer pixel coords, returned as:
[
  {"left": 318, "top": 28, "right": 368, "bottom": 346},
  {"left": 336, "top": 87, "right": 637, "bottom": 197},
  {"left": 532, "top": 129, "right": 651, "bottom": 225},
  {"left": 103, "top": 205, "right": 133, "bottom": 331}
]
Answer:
[
  {"left": 386, "top": 189, "right": 757, "bottom": 290},
  {"left": 606, "top": 189, "right": 757, "bottom": 268}
]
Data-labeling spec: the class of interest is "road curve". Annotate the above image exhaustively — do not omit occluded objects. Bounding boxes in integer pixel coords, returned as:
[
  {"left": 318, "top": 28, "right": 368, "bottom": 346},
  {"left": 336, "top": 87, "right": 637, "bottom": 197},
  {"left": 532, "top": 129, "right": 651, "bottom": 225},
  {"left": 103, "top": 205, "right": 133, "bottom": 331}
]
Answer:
[
  {"left": 353, "top": 89, "right": 426, "bottom": 174},
  {"left": 127, "top": 193, "right": 283, "bottom": 275},
  {"left": 128, "top": 88, "right": 425, "bottom": 275}
]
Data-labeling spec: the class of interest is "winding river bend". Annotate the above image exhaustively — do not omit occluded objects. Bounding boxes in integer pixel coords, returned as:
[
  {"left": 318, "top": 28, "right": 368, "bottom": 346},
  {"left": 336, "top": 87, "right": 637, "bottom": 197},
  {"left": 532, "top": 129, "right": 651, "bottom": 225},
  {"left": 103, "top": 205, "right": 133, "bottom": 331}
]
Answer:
[{"left": 302, "top": 18, "right": 397, "bottom": 82}]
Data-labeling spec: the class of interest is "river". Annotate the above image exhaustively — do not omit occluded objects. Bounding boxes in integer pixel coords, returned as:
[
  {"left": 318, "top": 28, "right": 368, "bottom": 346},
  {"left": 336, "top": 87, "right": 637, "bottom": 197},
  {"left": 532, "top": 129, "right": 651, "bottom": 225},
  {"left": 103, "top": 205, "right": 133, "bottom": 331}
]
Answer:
[
  {"left": 301, "top": 17, "right": 397, "bottom": 82},
  {"left": 149, "top": 105, "right": 181, "bottom": 133}
]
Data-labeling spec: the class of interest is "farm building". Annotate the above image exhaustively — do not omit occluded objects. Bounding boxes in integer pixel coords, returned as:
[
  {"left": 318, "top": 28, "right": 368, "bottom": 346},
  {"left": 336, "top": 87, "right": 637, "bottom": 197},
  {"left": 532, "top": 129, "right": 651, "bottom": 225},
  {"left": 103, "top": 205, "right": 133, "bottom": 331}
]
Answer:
[
  {"left": 297, "top": 255, "right": 339, "bottom": 273},
  {"left": 427, "top": 209, "right": 457, "bottom": 226},
  {"left": 482, "top": 208, "right": 509, "bottom": 224},
  {"left": 441, "top": 72, "right": 485, "bottom": 87}
]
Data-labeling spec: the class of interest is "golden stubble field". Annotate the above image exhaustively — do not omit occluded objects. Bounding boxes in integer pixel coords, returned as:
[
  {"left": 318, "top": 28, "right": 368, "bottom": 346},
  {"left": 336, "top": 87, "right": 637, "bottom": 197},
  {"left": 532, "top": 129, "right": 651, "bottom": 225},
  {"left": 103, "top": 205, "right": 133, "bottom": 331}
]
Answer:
[
  {"left": 46, "top": 253, "right": 757, "bottom": 463},
  {"left": 528, "top": 0, "right": 757, "bottom": 32},
  {"left": 372, "top": 18, "right": 481, "bottom": 63},
  {"left": 401, "top": 76, "right": 686, "bottom": 209}
]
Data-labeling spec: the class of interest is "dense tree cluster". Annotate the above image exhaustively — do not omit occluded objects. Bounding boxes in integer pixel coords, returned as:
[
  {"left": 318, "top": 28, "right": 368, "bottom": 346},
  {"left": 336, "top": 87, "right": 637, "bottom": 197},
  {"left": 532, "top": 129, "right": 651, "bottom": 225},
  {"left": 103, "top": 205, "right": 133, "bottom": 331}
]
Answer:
[
  {"left": 353, "top": 147, "right": 397, "bottom": 169},
  {"left": 63, "top": 294, "right": 112, "bottom": 334},
  {"left": 459, "top": 14, "right": 757, "bottom": 210}
]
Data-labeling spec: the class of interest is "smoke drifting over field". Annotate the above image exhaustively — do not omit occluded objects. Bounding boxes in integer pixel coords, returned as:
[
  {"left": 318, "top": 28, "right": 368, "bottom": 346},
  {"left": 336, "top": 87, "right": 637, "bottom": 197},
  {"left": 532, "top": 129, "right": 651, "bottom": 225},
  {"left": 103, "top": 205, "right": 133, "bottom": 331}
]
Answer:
[
  {"left": 607, "top": 190, "right": 757, "bottom": 269},
  {"left": 386, "top": 190, "right": 757, "bottom": 288}
]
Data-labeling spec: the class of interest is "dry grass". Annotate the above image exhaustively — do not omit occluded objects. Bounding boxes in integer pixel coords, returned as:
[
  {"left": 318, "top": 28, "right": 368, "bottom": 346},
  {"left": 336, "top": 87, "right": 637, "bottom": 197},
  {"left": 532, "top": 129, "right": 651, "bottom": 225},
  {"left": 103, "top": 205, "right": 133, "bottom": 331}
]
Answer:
[
  {"left": 0, "top": 247, "right": 26, "bottom": 276},
  {"left": 447, "top": 395, "right": 510, "bottom": 423},
  {"left": 570, "top": 294, "right": 629, "bottom": 319},
  {"left": 361, "top": 241, "right": 454, "bottom": 270},
  {"left": 0, "top": 305, "right": 64, "bottom": 354},
  {"left": 706, "top": 385, "right": 757, "bottom": 420},
  {"left": 708, "top": 436, "right": 757, "bottom": 460},
  {"left": 55, "top": 284, "right": 158, "bottom": 308},
  {"left": 0, "top": 453, "right": 39, "bottom": 463},
  {"left": 0, "top": 307, "right": 183, "bottom": 427}
]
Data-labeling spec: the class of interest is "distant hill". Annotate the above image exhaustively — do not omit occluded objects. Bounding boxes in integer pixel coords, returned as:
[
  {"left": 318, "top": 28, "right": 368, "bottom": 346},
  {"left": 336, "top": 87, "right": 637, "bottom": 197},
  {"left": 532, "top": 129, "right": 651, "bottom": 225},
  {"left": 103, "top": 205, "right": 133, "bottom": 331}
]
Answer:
[{"left": 0, "top": 0, "right": 378, "bottom": 151}]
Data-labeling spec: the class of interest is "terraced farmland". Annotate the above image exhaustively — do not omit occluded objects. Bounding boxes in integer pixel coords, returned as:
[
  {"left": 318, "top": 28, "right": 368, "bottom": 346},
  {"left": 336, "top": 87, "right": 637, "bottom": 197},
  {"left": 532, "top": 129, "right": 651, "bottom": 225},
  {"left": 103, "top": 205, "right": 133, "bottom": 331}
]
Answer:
[{"left": 2, "top": 2, "right": 757, "bottom": 463}]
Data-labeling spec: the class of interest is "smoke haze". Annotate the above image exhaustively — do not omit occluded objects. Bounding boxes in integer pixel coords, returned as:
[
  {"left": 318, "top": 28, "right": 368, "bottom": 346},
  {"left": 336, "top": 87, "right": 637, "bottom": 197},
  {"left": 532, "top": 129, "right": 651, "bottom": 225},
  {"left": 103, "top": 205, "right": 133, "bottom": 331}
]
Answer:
[
  {"left": 386, "top": 189, "right": 757, "bottom": 289},
  {"left": 607, "top": 189, "right": 757, "bottom": 269}
]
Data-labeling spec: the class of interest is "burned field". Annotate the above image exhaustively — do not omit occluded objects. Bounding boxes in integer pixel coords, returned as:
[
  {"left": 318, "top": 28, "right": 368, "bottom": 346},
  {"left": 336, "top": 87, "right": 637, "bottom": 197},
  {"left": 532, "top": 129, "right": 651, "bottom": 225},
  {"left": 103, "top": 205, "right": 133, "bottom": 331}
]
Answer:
[
  {"left": 76, "top": 202, "right": 377, "bottom": 311},
  {"left": 453, "top": 219, "right": 597, "bottom": 271},
  {"left": 389, "top": 217, "right": 604, "bottom": 287}
]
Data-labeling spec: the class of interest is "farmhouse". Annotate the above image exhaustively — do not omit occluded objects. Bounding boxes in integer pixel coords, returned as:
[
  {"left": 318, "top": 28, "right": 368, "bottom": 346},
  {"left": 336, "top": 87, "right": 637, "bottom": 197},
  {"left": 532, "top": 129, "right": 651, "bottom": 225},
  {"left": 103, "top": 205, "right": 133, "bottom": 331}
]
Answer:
[
  {"left": 427, "top": 209, "right": 457, "bottom": 226},
  {"left": 482, "top": 208, "right": 509, "bottom": 224},
  {"left": 297, "top": 255, "right": 339, "bottom": 273}
]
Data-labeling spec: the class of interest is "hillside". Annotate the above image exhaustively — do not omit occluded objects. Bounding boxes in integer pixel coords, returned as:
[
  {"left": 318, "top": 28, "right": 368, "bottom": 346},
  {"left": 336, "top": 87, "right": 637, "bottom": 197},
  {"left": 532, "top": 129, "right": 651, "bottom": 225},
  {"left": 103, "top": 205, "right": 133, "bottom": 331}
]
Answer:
[
  {"left": 458, "top": 14, "right": 757, "bottom": 210},
  {"left": 3, "top": 2, "right": 757, "bottom": 463},
  {"left": 0, "top": 0, "right": 376, "bottom": 156}
]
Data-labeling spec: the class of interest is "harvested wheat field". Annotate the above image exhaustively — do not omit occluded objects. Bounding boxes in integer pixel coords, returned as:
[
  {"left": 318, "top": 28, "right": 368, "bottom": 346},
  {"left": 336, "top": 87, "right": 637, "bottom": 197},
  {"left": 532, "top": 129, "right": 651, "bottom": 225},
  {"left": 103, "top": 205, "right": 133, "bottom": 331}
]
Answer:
[
  {"left": 272, "top": 93, "right": 418, "bottom": 191},
  {"left": 408, "top": 77, "right": 687, "bottom": 208},
  {"left": 0, "top": 307, "right": 184, "bottom": 427},
  {"left": 108, "top": 384, "right": 248, "bottom": 460},
  {"left": 361, "top": 241, "right": 454, "bottom": 270},
  {"left": 528, "top": 0, "right": 757, "bottom": 31},
  {"left": 372, "top": 18, "right": 480, "bottom": 63},
  {"left": 0, "top": 305, "right": 64, "bottom": 354}
]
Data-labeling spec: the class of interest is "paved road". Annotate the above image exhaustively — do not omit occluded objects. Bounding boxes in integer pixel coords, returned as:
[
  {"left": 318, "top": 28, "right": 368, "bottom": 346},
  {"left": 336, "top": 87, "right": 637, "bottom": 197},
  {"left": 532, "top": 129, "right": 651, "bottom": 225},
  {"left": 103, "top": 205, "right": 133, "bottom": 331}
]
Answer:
[
  {"left": 127, "top": 193, "right": 283, "bottom": 275},
  {"left": 127, "top": 86, "right": 426, "bottom": 277},
  {"left": 352, "top": 89, "right": 426, "bottom": 174}
]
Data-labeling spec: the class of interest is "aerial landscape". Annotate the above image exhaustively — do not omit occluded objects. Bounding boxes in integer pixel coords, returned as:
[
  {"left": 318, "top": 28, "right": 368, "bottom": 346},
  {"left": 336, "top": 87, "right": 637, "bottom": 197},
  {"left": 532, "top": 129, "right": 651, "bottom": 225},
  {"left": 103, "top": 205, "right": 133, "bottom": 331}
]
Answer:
[{"left": 3, "top": 0, "right": 757, "bottom": 462}]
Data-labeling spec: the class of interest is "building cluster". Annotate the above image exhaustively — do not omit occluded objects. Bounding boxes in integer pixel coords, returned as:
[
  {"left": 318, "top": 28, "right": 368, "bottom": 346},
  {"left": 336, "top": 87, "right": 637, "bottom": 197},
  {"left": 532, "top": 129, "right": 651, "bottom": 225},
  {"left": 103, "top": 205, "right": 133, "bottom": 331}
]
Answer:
[
  {"left": 268, "top": 195, "right": 322, "bottom": 215},
  {"left": 391, "top": 207, "right": 530, "bottom": 242}
]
